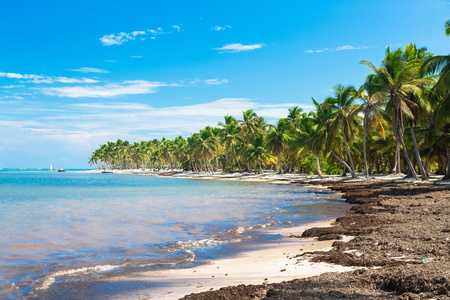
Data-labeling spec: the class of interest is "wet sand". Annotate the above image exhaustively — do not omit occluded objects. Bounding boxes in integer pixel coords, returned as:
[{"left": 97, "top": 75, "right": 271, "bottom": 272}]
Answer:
[
  {"left": 102, "top": 221, "right": 355, "bottom": 300},
  {"left": 182, "top": 178, "right": 450, "bottom": 299}
]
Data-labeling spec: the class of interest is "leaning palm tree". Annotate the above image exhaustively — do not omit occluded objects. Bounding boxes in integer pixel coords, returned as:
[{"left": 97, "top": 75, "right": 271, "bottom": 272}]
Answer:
[
  {"left": 311, "top": 98, "right": 354, "bottom": 176},
  {"left": 328, "top": 84, "right": 361, "bottom": 178},
  {"left": 358, "top": 74, "right": 388, "bottom": 177},
  {"left": 401, "top": 44, "right": 435, "bottom": 180},
  {"left": 361, "top": 47, "right": 432, "bottom": 180}
]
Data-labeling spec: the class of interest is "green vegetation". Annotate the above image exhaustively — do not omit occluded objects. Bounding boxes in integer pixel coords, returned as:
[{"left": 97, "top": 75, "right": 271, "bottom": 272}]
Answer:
[{"left": 89, "top": 21, "right": 450, "bottom": 180}]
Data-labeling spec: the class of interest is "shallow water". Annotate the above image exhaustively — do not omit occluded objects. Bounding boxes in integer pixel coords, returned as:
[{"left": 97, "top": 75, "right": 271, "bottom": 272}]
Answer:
[{"left": 0, "top": 171, "right": 347, "bottom": 298}]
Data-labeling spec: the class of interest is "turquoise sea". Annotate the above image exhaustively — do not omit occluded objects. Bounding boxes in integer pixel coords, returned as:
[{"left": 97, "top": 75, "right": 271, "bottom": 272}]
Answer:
[{"left": 0, "top": 171, "right": 348, "bottom": 299}]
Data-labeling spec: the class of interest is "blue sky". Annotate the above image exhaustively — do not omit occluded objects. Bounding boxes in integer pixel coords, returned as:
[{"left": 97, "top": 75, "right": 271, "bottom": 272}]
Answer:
[{"left": 0, "top": 0, "right": 449, "bottom": 169}]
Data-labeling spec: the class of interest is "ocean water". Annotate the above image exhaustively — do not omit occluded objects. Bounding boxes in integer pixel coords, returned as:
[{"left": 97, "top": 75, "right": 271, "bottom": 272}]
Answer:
[{"left": 0, "top": 171, "right": 347, "bottom": 298}]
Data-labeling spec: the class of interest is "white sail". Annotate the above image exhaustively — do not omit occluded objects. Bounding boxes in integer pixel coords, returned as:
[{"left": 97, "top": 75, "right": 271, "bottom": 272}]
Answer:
[{"left": 50, "top": 164, "right": 52, "bottom": 171}]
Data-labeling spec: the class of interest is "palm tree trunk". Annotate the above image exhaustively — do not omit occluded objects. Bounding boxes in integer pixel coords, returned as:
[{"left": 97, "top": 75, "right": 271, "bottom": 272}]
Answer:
[
  {"left": 409, "top": 120, "right": 428, "bottom": 180},
  {"left": 342, "top": 123, "right": 356, "bottom": 176},
  {"left": 443, "top": 144, "right": 450, "bottom": 180},
  {"left": 314, "top": 152, "right": 323, "bottom": 176},
  {"left": 232, "top": 144, "right": 242, "bottom": 172},
  {"left": 225, "top": 143, "right": 230, "bottom": 172},
  {"left": 331, "top": 148, "right": 353, "bottom": 176},
  {"left": 363, "top": 119, "right": 369, "bottom": 178},
  {"left": 399, "top": 137, "right": 419, "bottom": 180},
  {"left": 278, "top": 154, "right": 282, "bottom": 174},
  {"left": 258, "top": 161, "right": 263, "bottom": 174}
]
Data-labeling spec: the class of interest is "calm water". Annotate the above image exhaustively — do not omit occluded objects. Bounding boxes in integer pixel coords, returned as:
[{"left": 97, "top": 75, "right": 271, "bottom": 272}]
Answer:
[{"left": 0, "top": 171, "right": 347, "bottom": 298}]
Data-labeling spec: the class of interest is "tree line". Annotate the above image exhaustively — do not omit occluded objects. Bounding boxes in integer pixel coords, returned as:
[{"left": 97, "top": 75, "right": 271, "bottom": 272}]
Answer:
[{"left": 89, "top": 21, "right": 449, "bottom": 181}]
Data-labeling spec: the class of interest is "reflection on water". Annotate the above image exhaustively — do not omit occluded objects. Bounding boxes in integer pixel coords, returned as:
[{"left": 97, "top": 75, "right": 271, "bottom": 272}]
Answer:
[{"left": 0, "top": 172, "right": 347, "bottom": 298}]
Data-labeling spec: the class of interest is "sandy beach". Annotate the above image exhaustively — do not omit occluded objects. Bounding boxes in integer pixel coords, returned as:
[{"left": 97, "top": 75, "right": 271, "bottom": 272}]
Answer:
[
  {"left": 178, "top": 177, "right": 450, "bottom": 299},
  {"left": 72, "top": 170, "right": 450, "bottom": 299},
  {"left": 96, "top": 221, "right": 355, "bottom": 300}
]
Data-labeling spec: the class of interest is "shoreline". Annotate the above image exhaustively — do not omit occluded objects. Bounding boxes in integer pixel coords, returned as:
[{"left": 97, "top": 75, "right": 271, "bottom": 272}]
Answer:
[
  {"left": 181, "top": 178, "right": 450, "bottom": 299},
  {"left": 29, "top": 172, "right": 356, "bottom": 300},
  {"left": 83, "top": 168, "right": 450, "bottom": 185},
  {"left": 67, "top": 171, "right": 449, "bottom": 299},
  {"left": 76, "top": 220, "right": 356, "bottom": 300}
]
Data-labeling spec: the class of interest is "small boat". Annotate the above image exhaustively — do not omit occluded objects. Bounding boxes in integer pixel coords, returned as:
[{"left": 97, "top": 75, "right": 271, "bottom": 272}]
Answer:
[
  {"left": 58, "top": 168, "right": 65, "bottom": 172},
  {"left": 102, "top": 171, "right": 113, "bottom": 174}
]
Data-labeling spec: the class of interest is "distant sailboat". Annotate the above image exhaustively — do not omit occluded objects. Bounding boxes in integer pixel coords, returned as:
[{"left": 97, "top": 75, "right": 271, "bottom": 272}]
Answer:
[{"left": 50, "top": 164, "right": 53, "bottom": 171}]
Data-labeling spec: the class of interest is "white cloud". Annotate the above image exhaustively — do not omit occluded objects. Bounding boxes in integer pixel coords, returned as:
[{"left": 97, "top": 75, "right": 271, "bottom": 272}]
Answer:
[
  {"left": 214, "top": 43, "right": 264, "bottom": 53},
  {"left": 211, "top": 25, "right": 231, "bottom": 31},
  {"left": 0, "top": 98, "right": 316, "bottom": 167},
  {"left": 100, "top": 32, "right": 134, "bottom": 46},
  {"left": 386, "top": 43, "right": 402, "bottom": 48},
  {"left": 335, "top": 45, "right": 368, "bottom": 51},
  {"left": 38, "top": 80, "right": 168, "bottom": 98},
  {"left": 131, "top": 30, "right": 146, "bottom": 36},
  {"left": 204, "top": 79, "right": 229, "bottom": 85},
  {"left": 70, "top": 67, "right": 109, "bottom": 73},
  {"left": 0, "top": 95, "right": 24, "bottom": 100},
  {"left": 304, "top": 45, "right": 370, "bottom": 53},
  {"left": 0, "top": 85, "right": 25, "bottom": 88},
  {"left": 101, "top": 26, "right": 181, "bottom": 46},
  {"left": 0, "top": 72, "right": 99, "bottom": 84},
  {"left": 130, "top": 56, "right": 143, "bottom": 58}
]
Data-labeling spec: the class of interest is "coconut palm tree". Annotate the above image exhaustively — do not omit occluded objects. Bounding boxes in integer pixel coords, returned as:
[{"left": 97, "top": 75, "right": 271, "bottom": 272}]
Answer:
[
  {"left": 219, "top": 115, "right": 242, "bottom": 172},
  {"left": 327, "top": 84, "right": 361, "bottom": 177},
  {"left": 266, "top": 118, "right": 290, "bottom": 173},
  {"left": 246, "top": 133, "right": 275, "bottom": 173},
  {"left": 401, "top": 44, "right": 435, "bottom": 180},
  {"left": 239, "top": 109, "right": 258, "bottom": 143},
  {"left": 286, "top": 106, "right": 303, "bottom": 129},
  {"left": 358, "top": 74, "right": 388, "bottom": 177},
  {"left": 361, "top": 47, "right": 432, "bottom": 180}
]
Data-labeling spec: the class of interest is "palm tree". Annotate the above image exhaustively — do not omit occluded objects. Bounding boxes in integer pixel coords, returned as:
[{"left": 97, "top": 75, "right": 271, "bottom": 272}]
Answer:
[
  {"left": 328, "top": 84, "right": 361, "bottom": 178},
  {"left": 290, "top": 113, "right": 323, "bottom": 176},
  {"left": 218, "top": 115, "right": 242, "bottom": 172},
  {"left": 401, "top": 44, "right": 435, "bottom": 180},
  {"left": 286, "top": 106, "right": 303, "bottom": 129},
  {"left": 246, "top": 133, "right": 275, "bottom": 173},
  {"left": 310, "top": 97, "right": 354, "bottom": 176},
  {"left": 446, "top": 19, "right": 450, "bottom": 36},
  {"left": 358, "top": 74, "right": 388, "bottom": 177},
  {"left": 239, "top": 109, "right": 258, "bottom": 143},
  {"left": 361, "top": 47, "right": 431, "bottom": 180},
  {"left": 266, "top": 119, "right": 290, "bottom": 173}
]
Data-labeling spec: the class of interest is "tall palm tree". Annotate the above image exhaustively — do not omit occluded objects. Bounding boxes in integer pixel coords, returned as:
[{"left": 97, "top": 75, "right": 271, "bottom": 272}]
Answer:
[
  {"left": 286, "top": 106, "right": 303, "bottom": 129},
  {"left": 361, "top": 47, "right": 431, "bottom": 180},
  {"left": 218, "top": 115, "right": 242, "bottom": 172},
  {"left": 328, "top": 84, "right": 361, "bottom": 177},
  {"left": 311, "top": 97, "right": 354, "bottom": 175},
  {"left": 239, "top": 109, "right": 258, "bottom": 143},
  {"left": 358, "top": 74, "right": 388, "bottom": 177},
  {"left": 401, "top": 44, "right": 435, "bottom": 180}
]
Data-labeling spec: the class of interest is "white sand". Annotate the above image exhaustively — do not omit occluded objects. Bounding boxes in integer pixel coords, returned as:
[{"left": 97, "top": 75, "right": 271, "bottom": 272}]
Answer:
[{"left": 107, "top": 220, "right": 356, "bottom": 300}]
